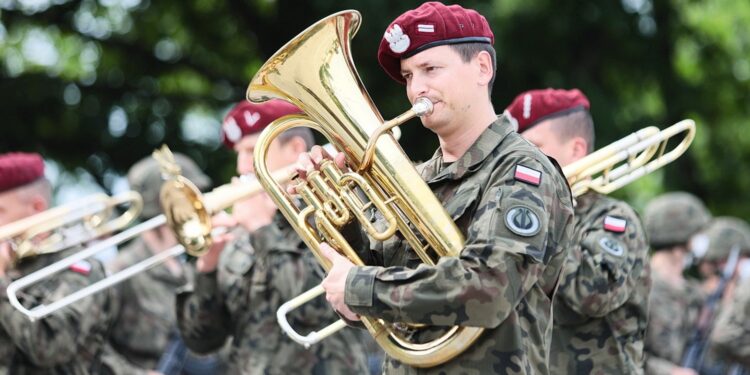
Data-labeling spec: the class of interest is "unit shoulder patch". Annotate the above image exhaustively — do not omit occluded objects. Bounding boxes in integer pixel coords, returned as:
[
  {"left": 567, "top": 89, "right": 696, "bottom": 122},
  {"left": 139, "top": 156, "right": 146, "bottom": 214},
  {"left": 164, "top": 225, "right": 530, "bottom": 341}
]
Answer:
[{"left": 505, "top": 205, "right": 541, "bottom": 237}]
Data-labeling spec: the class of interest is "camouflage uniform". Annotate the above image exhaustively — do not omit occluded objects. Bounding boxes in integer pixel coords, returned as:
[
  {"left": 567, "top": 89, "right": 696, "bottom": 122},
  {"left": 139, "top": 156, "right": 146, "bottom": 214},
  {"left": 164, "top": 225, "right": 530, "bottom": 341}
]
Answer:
[
  {"left": 99, "top": 238, "right": 190, "bottom": 373},
  {"left": 644, "top": 273, "right": 703, "bottom": 374},
  {"left": 0, "top": 247, "right": 115, "bottom": 374},
  {"left": 550, "top": 192, "right": 650, "bottom": 374},
  {"left": 710, "top": 276, "right": 750, "bottom": 370},
  {"left": 176, "top": 214, "right": 369, "bottom": 375},
  {"left": 344, "top": 118, "right": 575, "bottom": 374}
]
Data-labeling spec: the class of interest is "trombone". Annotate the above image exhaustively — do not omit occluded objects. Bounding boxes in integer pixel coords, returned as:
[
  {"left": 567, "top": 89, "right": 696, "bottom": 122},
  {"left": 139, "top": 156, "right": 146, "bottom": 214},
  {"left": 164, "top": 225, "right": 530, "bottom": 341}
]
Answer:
[
  {"left": 274, "top": 119, "right": 697, "bottom": 348},
  {"left": 4, "top": 143, "right": 340, "bottom": 321},
  {"left": 0, "top": 191, "right": 143, "bottom": 262}
]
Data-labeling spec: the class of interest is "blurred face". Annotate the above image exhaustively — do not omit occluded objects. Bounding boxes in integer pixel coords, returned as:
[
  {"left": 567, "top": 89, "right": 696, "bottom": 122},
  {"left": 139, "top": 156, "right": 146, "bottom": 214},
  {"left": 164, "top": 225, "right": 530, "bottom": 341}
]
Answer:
[
  {"left": 0, "top": 188, "right": 46, "bottom": 226},
  {"left": 233, "top": 133, "right": 302, "bottom": 176},
  {"left": 400, "top": 45, "right": 482, "bottom": 134},
  {"left": 520, "top": 120, "right": 580, "bottom": 167}
]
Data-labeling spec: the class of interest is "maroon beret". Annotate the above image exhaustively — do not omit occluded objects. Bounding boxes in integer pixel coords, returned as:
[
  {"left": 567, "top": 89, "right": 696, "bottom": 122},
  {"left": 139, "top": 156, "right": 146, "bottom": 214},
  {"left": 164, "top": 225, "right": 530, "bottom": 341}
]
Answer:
[
  {"left": 377, "top": 2, "right": 494, "bottom": 84},
  {"left": 221, "top": 99, "right": 303, "bottom": 148},
  {"left": 0, "top": 152, "right": 45, "bottom": 193},
  {"left": 504, "top": 88, "right": 590, "bottom": 133}
]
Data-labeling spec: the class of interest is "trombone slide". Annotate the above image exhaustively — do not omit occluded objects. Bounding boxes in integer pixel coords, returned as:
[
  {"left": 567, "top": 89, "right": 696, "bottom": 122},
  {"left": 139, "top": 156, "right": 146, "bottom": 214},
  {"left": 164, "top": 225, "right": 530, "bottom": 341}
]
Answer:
[{"left": 276, "top": 284, "right": 348, "bottom": 348}]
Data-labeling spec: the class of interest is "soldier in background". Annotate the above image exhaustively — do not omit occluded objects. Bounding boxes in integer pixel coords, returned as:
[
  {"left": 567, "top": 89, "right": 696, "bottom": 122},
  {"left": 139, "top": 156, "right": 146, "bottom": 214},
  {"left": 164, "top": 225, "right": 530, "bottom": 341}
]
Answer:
[
  {"left": 643, "top": 192, "right": 710, "bottom": 375},
  {"left": 295, "top": 2, "right": 575, "bottom": 373},
  {"left": 0, "top": 152, "right": 115, "bottom": 374},
  {"left": 506, "top": 88, "right": 650, "bottom": 374},
  {"left": 176, "top": 99, "right": 368, "bottom": 375},
  {"left": 100, "top": 153, "right": 224, "bottom": 374},
  {"left": 685, "top": 217, "right": 750, "bottom": 375}
]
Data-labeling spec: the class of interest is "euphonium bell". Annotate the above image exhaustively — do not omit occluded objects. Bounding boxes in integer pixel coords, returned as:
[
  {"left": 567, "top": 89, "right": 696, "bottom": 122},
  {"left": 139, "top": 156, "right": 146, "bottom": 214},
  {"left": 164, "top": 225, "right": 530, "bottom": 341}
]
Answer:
[{"left": 247, "top": 10, "right": 482, "bottom": 368}]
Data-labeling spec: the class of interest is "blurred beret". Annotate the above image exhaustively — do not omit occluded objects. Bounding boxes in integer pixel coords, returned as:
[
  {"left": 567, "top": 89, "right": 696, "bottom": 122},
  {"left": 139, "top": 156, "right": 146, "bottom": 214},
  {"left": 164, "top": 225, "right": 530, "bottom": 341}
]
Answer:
[
  {"left": 504, "top": 88, "right": 590, "bottom": 133},
  {"left": 221, "top": 99, "right": 303, "bottom": 149},
  {"left": 127, "top": 153, "right": 211, "bottom": 220},
  {"left": 0, "top": 152, "right": 45, "bottom": 193},
  {"left": 643, "top": 191, "right": 711, "bottom": 249},
  {"left": 377, "top": 1, "right": 494, "bottom": 84}
]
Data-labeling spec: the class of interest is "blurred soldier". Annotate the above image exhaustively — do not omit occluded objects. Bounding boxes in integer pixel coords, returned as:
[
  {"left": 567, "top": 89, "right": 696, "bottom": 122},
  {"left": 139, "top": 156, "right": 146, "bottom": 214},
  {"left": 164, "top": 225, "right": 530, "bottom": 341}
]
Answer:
[
  {"left": 295, "top": 2, "right": 575, "bottom": 373},
  {"left": 643, "top": 192, "right": 710, "bottom": 375},
  {"left": 684, "top": 217, "right": 750, "bottom": 375},
  {"left": 710, "top": 274, "right": 750, "bottom": 373},
  {"left": 506, "top": 88, "right": 650, "bottom": 374},
  {"left": 176, "top": 100, "right": 368, "bottom": 375},
  {"left": 100, "top": 153, "right": 224, "bottom": 374},
  {"left": 0, "top": 152, "right": 115, "bottom": 374}
]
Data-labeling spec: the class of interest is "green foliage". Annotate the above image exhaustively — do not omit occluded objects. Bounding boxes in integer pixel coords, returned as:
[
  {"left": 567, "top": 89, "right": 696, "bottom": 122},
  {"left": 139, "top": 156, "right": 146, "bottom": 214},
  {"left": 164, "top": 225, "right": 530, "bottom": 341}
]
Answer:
[{"left": 0, "top": 0, "right": 748, "bottom": 220}]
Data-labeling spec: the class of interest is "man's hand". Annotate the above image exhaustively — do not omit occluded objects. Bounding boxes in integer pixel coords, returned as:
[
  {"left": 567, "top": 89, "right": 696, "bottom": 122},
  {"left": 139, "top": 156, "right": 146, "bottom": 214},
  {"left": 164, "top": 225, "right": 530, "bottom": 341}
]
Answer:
[
  {"left": 196, "top": 213, "right": 236, "bottom": 273},
  {"left": 670, "top": 367, "right": 698, "bottom": 375},
  {"left": 288, "top": 146, "right": 347, "bottom": 195},
  {"left": 320, "top": 243, "right": 360, "bottom": 321}
]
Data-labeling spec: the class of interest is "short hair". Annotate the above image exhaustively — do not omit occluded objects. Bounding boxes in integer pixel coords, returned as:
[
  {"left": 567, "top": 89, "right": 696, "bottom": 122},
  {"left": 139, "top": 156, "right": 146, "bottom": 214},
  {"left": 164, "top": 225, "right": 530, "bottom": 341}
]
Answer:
[
  {"left": 449, "top": 43, "right": 497, "bottom": 97},
  {"left": 18, "top": 178, "right": 52, "bottom": 205},
  {"left": 278, "top": 127, "right": 315, "bottom": 151},
  {"left": 549, "top": 109, "right": 596, "bottom": 154}
]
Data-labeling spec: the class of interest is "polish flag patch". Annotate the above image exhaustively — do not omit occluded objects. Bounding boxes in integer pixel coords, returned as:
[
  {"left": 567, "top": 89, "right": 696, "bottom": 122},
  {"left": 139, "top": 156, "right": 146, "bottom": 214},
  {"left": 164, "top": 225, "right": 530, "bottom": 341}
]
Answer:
[
  {"left": 69, "top": 260, "right": 92, "bottom": 276},
  {"left": 603, "top": 216, "right": 627, "bottom": 233},
  {"left": 417, "top": 24, "right": 435, "bottom": 33},
  {"left": 514, "top": 165, "right": 542, "bottom": 186}
]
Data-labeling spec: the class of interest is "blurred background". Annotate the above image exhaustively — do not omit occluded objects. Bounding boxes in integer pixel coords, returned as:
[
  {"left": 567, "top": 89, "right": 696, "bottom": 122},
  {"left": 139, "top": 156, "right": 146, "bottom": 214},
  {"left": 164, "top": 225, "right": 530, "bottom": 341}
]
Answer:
[{"left": 1, "top": 0, "right": 748, "bottom": 217}]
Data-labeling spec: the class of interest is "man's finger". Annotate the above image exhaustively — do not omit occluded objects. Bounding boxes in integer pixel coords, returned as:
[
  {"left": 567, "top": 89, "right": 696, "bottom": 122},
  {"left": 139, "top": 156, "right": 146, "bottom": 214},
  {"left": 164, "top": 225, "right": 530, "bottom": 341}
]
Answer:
[{"left": 320, "top": 243, "right": 339, "bottom": 262}]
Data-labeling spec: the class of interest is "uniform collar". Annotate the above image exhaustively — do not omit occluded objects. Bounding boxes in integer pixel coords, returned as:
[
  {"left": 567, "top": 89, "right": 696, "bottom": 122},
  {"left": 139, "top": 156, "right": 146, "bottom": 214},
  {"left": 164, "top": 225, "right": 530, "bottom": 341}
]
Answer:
[{"left": 421, "top": 115, "right": 515, "bottom": 183}]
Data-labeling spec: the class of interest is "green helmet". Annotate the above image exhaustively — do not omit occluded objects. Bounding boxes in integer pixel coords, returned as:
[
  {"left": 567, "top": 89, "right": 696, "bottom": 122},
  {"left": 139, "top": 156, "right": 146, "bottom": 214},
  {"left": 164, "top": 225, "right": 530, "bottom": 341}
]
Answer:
[
  {"left": 127, "top": 153, "right": 211, "bottom": 220},
  {"left": 643, "top": 191, "right": 711, "bottom": 249},
  {"left": 696, "top": 217, "right": 750, "bottom": 262}
]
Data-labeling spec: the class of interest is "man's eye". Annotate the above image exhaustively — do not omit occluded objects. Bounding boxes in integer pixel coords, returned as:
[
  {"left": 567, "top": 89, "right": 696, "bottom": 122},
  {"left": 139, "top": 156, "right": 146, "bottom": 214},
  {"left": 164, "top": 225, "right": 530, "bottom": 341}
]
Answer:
[{"left": 402, "top": 73, "right": 412, "bottom": 80}]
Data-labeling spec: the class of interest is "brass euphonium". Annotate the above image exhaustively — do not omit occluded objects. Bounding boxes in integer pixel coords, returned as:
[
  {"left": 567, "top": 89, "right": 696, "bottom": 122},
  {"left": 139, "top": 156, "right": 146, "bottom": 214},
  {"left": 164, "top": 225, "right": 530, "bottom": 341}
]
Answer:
[{"left": 247, "top": 10, "right": 482, "bottom": 368}]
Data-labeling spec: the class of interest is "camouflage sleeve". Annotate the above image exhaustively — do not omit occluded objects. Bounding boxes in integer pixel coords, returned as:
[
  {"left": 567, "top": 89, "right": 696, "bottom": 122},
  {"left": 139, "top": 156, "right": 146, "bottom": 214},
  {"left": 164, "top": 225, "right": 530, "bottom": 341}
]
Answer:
[
  {"left": 557, "top": 201, "right": 648, "bottom": 317},
  {"left": 175, "top": 270, "right": 231, "bottom": 354},
  {"left": 0, "top": 269, "right": 109, "bottom": 366},
  {"left": 344, "top": 158, "right": 564, "bottom": 327},
  {"left": 709, "top": 278, "right": 750, "bottom": 367}
]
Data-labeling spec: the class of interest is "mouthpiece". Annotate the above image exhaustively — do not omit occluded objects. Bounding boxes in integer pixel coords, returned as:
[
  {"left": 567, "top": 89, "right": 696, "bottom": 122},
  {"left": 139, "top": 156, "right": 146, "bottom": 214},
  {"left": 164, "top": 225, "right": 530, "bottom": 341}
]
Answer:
[{"left": 413, "top": 97, "right": 433, "bottom": 117}]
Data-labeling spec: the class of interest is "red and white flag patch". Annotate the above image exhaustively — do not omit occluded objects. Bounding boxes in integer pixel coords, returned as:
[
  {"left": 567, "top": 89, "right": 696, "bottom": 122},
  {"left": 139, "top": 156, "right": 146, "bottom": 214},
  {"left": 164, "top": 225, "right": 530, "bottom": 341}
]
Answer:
[
  {"left": 603, "top": 216, "right": 627, "bottom": 233},
  {"left": 514, "top": 165, "right": 542, "bottom": 186},
  {"left": 69, "top": 260, "right": 92, "bottom": 276}
]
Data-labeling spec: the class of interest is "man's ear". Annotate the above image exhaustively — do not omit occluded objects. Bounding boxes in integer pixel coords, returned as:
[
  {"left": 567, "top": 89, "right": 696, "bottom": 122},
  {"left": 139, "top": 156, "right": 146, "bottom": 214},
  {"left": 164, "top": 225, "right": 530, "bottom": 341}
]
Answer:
[
  {"left": 29, "top": 194, "right": 48, "bottom": 214},
  {"left": 475, "top": 51, "right": 493, "bottom": 86},
  {"left": 285, "top": 136, "right": 308, "bottom": 155},
  {"left": 571, "top": 136, "right": 589, "bottom": 160}
]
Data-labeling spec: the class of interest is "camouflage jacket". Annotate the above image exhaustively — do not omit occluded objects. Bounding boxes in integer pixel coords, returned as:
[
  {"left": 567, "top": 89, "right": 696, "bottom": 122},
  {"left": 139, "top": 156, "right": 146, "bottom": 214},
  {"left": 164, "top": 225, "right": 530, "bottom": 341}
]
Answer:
[
  {"left": 344, "top": 118, "right": 575, "bottom": 374},
  {"left": 176, "top": 213, "right": 369, "bottom": 375},
  {"left": 644, "top": 271, "right": 703, "bottom": 375},
  {"left": 99, "top": 237, "right": 190, "bottom": 374},
  {"left": 710, "top": 276, "right": 750, "bottom": 370},
  {"left": 551, "top": 192, "right": 650, "bottom": 374},
  {"left": 0, "top": 248, "right": 115, "bottom": 375}
]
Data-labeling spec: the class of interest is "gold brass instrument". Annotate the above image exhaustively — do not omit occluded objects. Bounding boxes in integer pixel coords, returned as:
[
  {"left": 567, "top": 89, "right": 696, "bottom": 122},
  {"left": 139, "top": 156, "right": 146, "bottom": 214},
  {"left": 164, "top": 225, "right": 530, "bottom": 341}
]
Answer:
[
  {"left": 248, "top": 10, "right": 481, "bottom": 368},
  {"left": 5, "top": 146, "right": 298, "bottom": 321},
  {"left": 0, "top": 191, "right": 143, "bottom": 261},
  {"left": 564, "top": 119, "right": 696, "bottom": 196}
]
